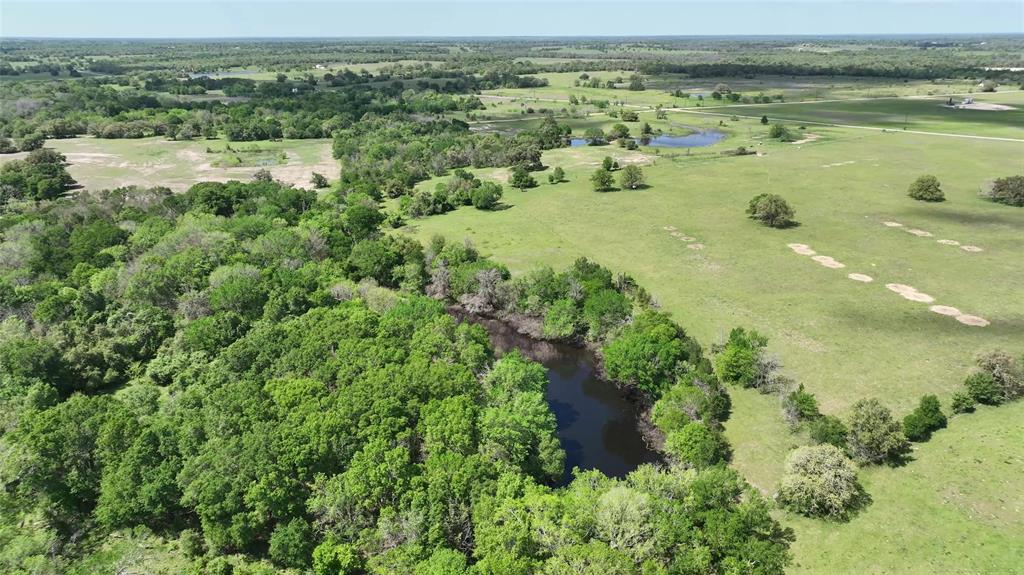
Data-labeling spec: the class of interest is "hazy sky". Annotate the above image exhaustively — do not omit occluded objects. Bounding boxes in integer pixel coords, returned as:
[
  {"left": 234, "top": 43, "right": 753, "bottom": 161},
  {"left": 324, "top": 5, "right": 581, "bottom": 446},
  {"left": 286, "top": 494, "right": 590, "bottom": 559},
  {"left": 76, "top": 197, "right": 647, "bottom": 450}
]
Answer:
[{"left": 2, "top": 0, "right": 1022, "bottom": 38}]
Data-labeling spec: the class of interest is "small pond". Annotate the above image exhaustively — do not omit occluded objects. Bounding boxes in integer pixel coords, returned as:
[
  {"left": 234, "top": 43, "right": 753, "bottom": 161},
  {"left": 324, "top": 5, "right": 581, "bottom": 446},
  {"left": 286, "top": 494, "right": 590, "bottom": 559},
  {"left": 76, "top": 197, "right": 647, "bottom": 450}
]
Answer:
[
  {"left": 451, "top": 309, "right": 661, "bottom": 486},
  {"left": 570, "top": 130, "right": 725, "bottom": 148}
]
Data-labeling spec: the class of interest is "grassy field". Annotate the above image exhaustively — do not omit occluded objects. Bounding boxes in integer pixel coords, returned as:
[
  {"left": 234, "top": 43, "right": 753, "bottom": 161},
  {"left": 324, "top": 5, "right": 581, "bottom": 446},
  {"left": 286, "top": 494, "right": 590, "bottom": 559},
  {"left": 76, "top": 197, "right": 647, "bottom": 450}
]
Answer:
[
  {"left": 715, "top": 90, "right": 1024, "bottom": 138},
  {"left": 0, "top": 137, "right": 337, "bottom": 192},
  {"left": 398, "top": 111, "right": 1024, "bottom": 572}
]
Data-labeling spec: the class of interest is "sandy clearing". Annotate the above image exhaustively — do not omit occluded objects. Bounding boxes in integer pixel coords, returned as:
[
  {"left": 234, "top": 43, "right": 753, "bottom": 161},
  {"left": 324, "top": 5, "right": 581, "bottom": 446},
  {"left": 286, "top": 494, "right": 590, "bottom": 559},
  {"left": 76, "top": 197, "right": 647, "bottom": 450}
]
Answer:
[
  {"left": 791, "top": 133, "right": 820, "bottom": 145},
  {"left": 937, "top": 239, "right": 961, "bottom": 246},
  {"left": 883, "top": 221, "right": 904, "bottom": 228},
  {"left": 960, "top": 245, "right": 984, "bottom": 252},
  {"left": 787, "top": 243, "right": 817, "bottom": 256},
  {"left": 906, "top": 228, "right": 933, "bottom": 237},
  {"left": 955, "top": 314, "right": 990, "bottom": 327},
  {"left": 929, "top": 305, "right": 962, "bottom": 316},
  {"left": 687, "top": 243, "right": 705, "bottom": 250},
  {"left": 663, "top": 225, "right": 677, "bottom": 231},
  {"left": 812, "top": 255, "right": 845, "bottom": 269},
  {"left": 847, "top": 273, "right": 873, "bottom": 282}
]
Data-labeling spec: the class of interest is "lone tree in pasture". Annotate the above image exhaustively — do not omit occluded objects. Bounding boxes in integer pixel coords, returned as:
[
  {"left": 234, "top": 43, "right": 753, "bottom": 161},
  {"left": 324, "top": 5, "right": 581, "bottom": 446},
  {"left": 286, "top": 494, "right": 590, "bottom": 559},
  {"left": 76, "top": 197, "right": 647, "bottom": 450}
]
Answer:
[
  {"left": 908, "top": 175, "right": 945, "bottom": 202},
  {"left": 761, "top": 115, "right": 769, "bottom": 125},
  {"left": 602, "top": 156, "right": 619, "bottom": 171},
  {"left": 548, "top": 166, "right": 565, "bottom": 184},
  {"left": 776, "top": 445, "right": 865, "bottom": 520},
  {"left": 746, "top": 193, "right": 796, "bottom": 228},
  {"left": 619, "top": 165, "right": 646, "bottom": 189},
  {"left": 509, "top": 166, "right": 537, "bottom": 191},
  {"left": 591, "top": 169, "right": 615, "bottom": 192}
]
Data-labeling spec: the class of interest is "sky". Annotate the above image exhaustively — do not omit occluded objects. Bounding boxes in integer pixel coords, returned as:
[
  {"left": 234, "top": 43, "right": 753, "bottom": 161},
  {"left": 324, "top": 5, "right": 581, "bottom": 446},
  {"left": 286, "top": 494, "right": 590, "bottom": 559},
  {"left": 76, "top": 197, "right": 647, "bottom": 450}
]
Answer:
[{"left": 1, "top": 0, "right": 1022, "bottom": 38}]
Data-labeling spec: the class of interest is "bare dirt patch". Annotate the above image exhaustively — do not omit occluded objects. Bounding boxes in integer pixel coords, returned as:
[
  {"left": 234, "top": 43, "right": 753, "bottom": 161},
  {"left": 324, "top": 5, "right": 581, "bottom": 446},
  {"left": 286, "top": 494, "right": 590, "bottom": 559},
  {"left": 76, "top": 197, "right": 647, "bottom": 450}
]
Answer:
[
  {"left": 937, "top": 239, "right": 961, "bottom": 246},
  {"left": 847, "top": 273, "right": 873, "bottom": 282},
  {"left": 906, "top": 228, "right": 933, "bottom": 237},
  {"left": 679, "top": 236, "right": 696, "bottom": 242},
  {"left": 812, "top": 255, "right": 845, "bottom": 269},
  {"left": 882, "top": 221, "right": 904, "bottom": 228},
  {"left": 791, "top": 133, "right": 820, "bottom": 145},
  {"left": 821, "top": 160, "right": 855, "bottom": 168},
  {"left": 960, "top": 245, "right": 984, "bottom": 253},
  {"left": 787, "top": 243, "right": 816, "bottom": 256},
  {"left": 948, "top": 102, "right": 1018, "bottom": 111},
  {"left": 929, "top": 305, "right": 962, "bottom": 316},
  {"left": 885, "top": 283, "right": 935, "bottom": 303},
  {"left": 663, "top": 225, "right": 677, "bottom": 231},
  {"left": 955, "top": 314, "right": 990, "bottom": 327},
  {"left": 687, "top": 243, "right": 705, "bottom": 250}
]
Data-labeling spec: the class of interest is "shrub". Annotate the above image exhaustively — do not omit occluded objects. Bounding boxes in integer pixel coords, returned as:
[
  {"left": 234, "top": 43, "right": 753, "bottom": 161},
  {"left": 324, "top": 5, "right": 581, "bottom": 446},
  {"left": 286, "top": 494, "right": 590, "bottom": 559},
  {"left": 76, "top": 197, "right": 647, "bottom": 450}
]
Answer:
[
  {"left": 776, "top": 445, "right": 864, "bottom": 519},
  {"left": 310, "top": 172, "right": 329, "bottom": 188},
  {"left": 809, "top": 415, "right": 848, "bottom": 449},
  {"left": 950, "top": 391, "right": 976, "bottom": 414},
  {"left": 907, "top": 175, "right": 944, "bottom": 202},
  {"left": 591, "top": 168, "right": 615, "bottom": 192},
  {"left": 509, "top": 166, "right": 537, "bottom": 191},
  {"left": 665, "top": 422, "right": 730, "bottom": 468},
  {"left": 846, "top": 398, "right": 909, "bottom": 464},
  {"left": 542, "top": 298, "right": 580, "bottom": 339},
  {"left": 746, "top": 193, "right": 796, "bottom": 228},
  {"left": 548, "top": 166, "right": 565, "bottom": 184},
  {"left": 471, "top": 181, "right": 503, "bottom": 210},
  {"left": 768, "top": 123, "right": 795, "bottom": 142},
  {"left": 902, "top": 394, "right": 947, "bottom": 442},
  {"left": 975, "top": 350, "right": 1024, "bottom": 401},
  {"left": 782, "top": 384, "right": 820, "bottom": 424},
  {"left": 714, "top": 327, "right": 768, "bottom": 388},
  {"left": 602, "top": 156, "right": 618, "bottom": 171},
  {"left": 619, "top": 165, "right": 645, "bottom": 190},
  {"left": 964, "top": 371, "right": 1002, "bottom": 405},
  {"left": 981, "top": 175, "right": 1024, "bottom": 207}
]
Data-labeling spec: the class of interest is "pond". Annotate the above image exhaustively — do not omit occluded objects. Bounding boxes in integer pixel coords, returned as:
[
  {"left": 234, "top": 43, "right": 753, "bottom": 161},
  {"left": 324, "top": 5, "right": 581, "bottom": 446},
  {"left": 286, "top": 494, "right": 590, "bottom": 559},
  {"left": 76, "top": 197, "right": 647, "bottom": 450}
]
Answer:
[
  {"left": 570, "top": 130, "right": 725, "bottom": 148},
  {"left": 451, "top": 309, "right": 661, "bottom": 486}
]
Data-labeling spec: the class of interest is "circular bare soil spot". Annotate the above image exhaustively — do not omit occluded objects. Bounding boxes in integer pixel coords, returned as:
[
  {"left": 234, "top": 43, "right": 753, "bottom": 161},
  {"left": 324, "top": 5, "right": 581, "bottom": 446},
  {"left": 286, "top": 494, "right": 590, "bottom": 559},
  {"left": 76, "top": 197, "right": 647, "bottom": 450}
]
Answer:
[
  {"left": 847, "top": 273, "right": 873, "bottom": 282},
  {"left": 883, "top": 221, "right": 904, "bottom": 228},
  {"left": 956, "top": 314, "right": 990, "bottom": 327},
  {"left": 960, "top": 245, "right": 984, "bottom": 253},
  {"left": 906, "top": 228, "right": 933, "bottom": 237},
  {"left": 787, "top": 243, "right": 816, "bottom": 256},
  {"left": 885, "top": 283, "right": 935, "bottom": 303},
  {"left": 929, "top": 305, "right": 961, "bottom": 316},
  {"left": 812, "top": 255, "right": 845, "bottom": 269},
  {"left": 679, "top": 236, "right": 696, "bottom": 242},
  {"left": 937, "top": 239, "right": 960, "bottom": 246},
  {"left": 663, "top": 225, "right": 677, "bottom": 231},
  {"left": 687, "top": 243, "right": 705, "bottom": 250},
  {"left": 670, "top": 231, "right": 683, "bottom": 237}
]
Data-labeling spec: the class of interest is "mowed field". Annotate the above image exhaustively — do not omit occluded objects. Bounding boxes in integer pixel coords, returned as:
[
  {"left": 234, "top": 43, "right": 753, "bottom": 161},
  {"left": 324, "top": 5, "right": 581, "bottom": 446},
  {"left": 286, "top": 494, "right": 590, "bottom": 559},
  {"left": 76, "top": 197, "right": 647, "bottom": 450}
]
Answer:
[
  {"left": 400, "top": 108, "right": 1024, "bottom": 572},
  {"left": 0, "top": 137, "right": 337, "bottom": 192}
]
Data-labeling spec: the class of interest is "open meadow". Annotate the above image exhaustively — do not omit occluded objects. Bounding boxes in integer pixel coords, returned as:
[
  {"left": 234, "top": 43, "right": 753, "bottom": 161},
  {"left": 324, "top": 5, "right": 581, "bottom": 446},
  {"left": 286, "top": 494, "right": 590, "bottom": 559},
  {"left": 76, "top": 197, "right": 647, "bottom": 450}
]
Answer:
[{"left": 401, "top": 105, "right": 1024, "bottom": 572}]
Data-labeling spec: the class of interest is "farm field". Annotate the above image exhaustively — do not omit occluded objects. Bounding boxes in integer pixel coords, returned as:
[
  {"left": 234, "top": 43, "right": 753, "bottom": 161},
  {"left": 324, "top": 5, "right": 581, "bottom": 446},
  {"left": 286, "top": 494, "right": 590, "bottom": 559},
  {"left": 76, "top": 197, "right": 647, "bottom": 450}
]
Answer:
[
  {"left": 399, "top": 114, "right": 1024, "bottom": 572},
  {"left": 0, "top": 137, "right": 336, "bottom": 191}
]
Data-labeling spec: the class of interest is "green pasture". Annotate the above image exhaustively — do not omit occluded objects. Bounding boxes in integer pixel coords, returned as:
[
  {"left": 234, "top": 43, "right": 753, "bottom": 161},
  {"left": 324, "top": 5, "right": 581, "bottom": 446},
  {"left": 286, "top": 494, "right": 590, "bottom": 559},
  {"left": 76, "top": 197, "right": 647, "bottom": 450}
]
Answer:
[{"left": 398, "top": 114, "right": 1024, "bottom": 572}]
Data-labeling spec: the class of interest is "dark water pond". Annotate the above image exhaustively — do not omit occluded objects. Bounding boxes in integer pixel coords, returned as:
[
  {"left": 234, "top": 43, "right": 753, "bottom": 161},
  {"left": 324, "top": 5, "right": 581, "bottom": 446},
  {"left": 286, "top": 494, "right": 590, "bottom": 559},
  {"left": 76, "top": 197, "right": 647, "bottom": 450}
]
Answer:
[
  {"left": 570, "top": 130, "right": 725, "bottom": 148},
  {"left": 451, "top": 309, "right": 661, "bottom": 485}
]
